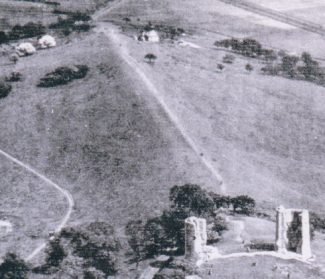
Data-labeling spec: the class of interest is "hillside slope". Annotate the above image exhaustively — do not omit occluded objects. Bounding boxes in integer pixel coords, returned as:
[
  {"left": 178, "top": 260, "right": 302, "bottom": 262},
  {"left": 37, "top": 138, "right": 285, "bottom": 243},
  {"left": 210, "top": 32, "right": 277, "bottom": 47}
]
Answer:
[
  {"left": 0, "top": 29, "right": 222, "bottom": 258},
  {"left": 96, "top": 0, "right": 325, "bottom": 214}
]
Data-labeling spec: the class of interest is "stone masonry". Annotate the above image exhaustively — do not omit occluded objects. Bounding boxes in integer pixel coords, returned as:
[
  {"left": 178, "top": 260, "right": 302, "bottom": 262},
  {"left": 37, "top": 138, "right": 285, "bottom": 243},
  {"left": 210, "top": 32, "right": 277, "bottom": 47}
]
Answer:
[{"left": 276, "top": 206, "right": 312, "bottom": 259}]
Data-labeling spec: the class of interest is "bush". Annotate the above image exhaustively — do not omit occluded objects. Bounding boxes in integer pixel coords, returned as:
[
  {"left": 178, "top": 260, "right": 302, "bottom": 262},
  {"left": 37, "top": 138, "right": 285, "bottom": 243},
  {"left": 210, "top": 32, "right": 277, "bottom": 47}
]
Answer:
[
  {"left": 298, "top": 52, "right": 323, "bottom": 81},
  {"left": 245, "top": 63, "right": 253, "bottom": 72},
  {"left": 8, "top": 22, "right": 46, "bottom": 40},
  {"left": 0, "top": 253, "right": 29, "bottom": 279},
  {"left": 310, "top": 212, "right": 325, "bottom": 232},
  {"left": 37, "top": 65, "right": 89, "bottom": 87},
  {"left": 261, "top": 64, "right": 280, "bottom": 76},
  {"left": 0, "top": 81, "right": 12, "bottom": 98},
  {"left": 49, "top": 12, "right": 91, "bottom": 35},
  {"left": 281, "top": 54, "right": 299, "bottom": 78},
  {"left": 222, "top": 54, "right": 235, "bottom": 64},
  {"left": 5, "top": 72, "right": 22, "bottom": 82},
  {"left": 249, "top": 242, "right": 275, "bottom": 251},
  {"left": 217, "top": 64, "right": 224, "bottom": 72},
  {"left": 35, "top": 222, "right": 120, "bottom": 276},
  {"left": 216, "top": 38, "right": 277, "bottom": 61},
  {"left": 0, "top": 31, "right": 8, "bottom": 44},
  {"left": 231, "top": 195, "right": 255, "bottom": 215}
]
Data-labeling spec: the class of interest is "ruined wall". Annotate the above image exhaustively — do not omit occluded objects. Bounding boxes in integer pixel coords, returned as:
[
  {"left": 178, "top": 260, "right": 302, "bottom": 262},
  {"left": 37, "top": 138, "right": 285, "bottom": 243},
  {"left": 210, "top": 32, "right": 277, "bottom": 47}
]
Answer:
[
  {"left": 185, "top": 217, "right": 207, "bottom": 261},
  {"left": 276, "top": 206, "right": 312, "bottom": 259}
]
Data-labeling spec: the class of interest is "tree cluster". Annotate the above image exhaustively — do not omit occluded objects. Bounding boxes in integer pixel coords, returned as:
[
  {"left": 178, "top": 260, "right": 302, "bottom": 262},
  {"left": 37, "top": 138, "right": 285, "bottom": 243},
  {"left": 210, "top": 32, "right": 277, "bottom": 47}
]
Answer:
[
  {"left": 0, "top": 253, "right": 29, "bottom": 279},
  {"left": 33, "top": 222, "right": 120, "bottom": 278},
  {"left": 261, "top": 51, "right": 325, "bottom": 84},
  {"left": 37, "top": 65, "right": 89, "bottom": 87},
  {"left": 215, "top": 38, "right": 276, "bottom": 60},
  {"left": 125, "top": 184, "right": 256, "bottom": 263},
  {"left": 0, "top": 22, "right": 46, "bottom": 44},
  {"left": 49, "top": 12, "right": 92, "bottom": 36}
]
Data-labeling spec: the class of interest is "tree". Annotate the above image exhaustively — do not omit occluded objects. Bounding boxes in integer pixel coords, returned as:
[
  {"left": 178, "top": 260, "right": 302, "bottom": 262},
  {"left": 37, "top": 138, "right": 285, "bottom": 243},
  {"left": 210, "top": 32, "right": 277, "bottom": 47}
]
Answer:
[
  {"left": 45, "top": 238, "right": 67, "bottom": 268},
  {"left": 0, "top": 81, "right": 12, "bottom": 99},
  {"left": 9, "top": 54, "right": 19, "bottom": 65},
  {"left": 299, "top": 52, "right": 321, "bottom": 81},
  {"left": 245, "top": 63, "right": 253, "bottom": 73},
  {"left": 144, "top": 53, "right": 157, "bottom": 64},
  {"left": 217, "top": 64, "right": 225, "bottom": 72},
  {"left": 169, "top": 184, "right": 215, "bottom": 217},
  {"left": 0, "top": 31, "right": 8, "bottom": 44},
  {"left": 241, "top": 38, "right": 262, "bottom": 57},
  {"left": 144, "top": 218, "right": 167, "bottom": 257},
  {"left": 281, "top": 55, "right": 299, "bottom": 77},
  {"left": 231, "top": 195, "right": 255, "bottom": 215},
  {"left": 125, "top": 220, "right": 146, "bottom": 264},
  {"left": 0, "top": 253, "right": 29, "bottom": 279},
  {"left": 209, "top": 192, "right": 231, "bottom": 209}
]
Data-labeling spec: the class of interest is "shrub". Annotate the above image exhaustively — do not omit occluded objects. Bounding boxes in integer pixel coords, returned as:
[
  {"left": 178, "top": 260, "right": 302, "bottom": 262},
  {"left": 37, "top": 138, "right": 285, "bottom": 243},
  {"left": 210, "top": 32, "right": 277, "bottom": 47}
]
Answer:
[
  {"left": 241, "top": 38, "right": 262, "bottom": 57},
  {"left": 298, "top": 52, "right": 323, "bottom": 81},
  {"left": 0, "top": 31, "right": 8, "bottom": 44},
  {"left": 0, "top": 81, "right": 12, "bottom": 98},
  {"left": 281, "top": 54, "right": 299, "bottom": 78},
  {"left": 5, "top": 72, "right": 22, "bottom": 82},
  {"left": 0, "top": 253, "right": 29, "bottom": 279},
  {"left": 249, "top": 242, "right": 275, "bottom": 251},
  {"left": 231, "top": 195, "right": 255, "bottom": 215},
  {"left": 8, "top": 22, "right": 46, "bottom": 40},
  {"left": 245, "top": 63, "right": 253, "bottom": 72},
  {"left": 310, "top": 212, "right": 325, "bottom": 232},
  {"left": 35, "top": 222, "right": 119, "bottom": 276},
  {"left": 261, "top": 49, "right": 278, "bottom": 61},
  {"left": 222, "top": 54, "right": 235, "bottom": 64},
  {"left": 217, "top": 64, "right": 224, "bottom": 72},
  {"left": 49, "top": 12, "right": 91, "bottom": 35},
  {"left": 125, "top": 220, "right": 146, "bottom": 263},
  {"left": 37, "top": 65, "right": 89, "bottom": 87},
  {"left": 209, "top": 193, "right": 231, "bottom": 209}
]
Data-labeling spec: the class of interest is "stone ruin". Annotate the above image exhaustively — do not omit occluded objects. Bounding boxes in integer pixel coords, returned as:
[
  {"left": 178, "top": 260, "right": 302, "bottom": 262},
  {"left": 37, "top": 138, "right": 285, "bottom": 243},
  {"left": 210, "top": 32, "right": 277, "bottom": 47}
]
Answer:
[
  {"left": 184, "top": 217, "right": 219, "bottom": 265},
  {"left": 184, "top": 206, "right": 312, "bottom": 265},
  {"left": 275, "top": 206, "right": 312, "bottom": 259},
  {"left": 185, "top": 217, "right": 207, "bottom": 260}
]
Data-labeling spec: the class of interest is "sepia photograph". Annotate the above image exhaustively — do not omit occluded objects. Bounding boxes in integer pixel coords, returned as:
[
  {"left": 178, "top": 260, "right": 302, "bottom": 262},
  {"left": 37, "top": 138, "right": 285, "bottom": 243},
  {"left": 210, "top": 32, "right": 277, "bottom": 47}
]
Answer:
[{"left": 0, "top": 0, "right": 325, "bottom": 278}]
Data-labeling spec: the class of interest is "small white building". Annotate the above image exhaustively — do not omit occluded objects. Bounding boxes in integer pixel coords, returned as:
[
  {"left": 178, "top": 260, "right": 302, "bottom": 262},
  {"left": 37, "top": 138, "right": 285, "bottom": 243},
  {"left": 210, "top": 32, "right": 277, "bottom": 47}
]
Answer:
[
  {"left": 16, "top": 42, "right": 36, "bottom": 56},
  {"left": 139, "top": 30, "right": 160, "bottom": 43},
  {"left": 38, "top": 35, "right": 56, "bottom": 49}
]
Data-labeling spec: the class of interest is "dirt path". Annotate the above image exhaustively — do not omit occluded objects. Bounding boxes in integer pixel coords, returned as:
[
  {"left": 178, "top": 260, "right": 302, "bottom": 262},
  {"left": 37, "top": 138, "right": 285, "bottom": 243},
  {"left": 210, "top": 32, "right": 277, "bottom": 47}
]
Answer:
[
  {"left": 0, "top": 149, "right": 74, "bottom": 261},
  {"left": 95, "top": 23, "right": 225, "bottom": 193}
]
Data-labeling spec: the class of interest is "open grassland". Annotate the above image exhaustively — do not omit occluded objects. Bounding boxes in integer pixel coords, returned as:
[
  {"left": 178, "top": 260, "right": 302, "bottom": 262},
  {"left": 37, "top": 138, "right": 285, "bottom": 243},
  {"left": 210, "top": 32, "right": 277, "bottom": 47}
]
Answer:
[
  {"left": 100, "top": 0, "right": 325, "bottom": 215},
  {"left": 0, "top": 158, "right": 66, "bottom": 259},
  {"left": 199, "top": 255, "right": 323, "bottom": 278},
  {"left": 0, "top": 30, "right": 220, "bottom": 242},
  {"left": 103, "top": 0, "right": 325, "bottom": 58},
  {"left": 2, "top": 0, "right": 325, "bottom": 276}
]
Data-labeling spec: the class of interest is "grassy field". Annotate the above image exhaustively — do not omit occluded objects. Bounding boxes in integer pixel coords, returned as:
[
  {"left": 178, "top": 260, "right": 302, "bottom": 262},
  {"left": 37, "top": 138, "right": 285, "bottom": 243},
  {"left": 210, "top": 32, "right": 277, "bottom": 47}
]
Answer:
[
  {"left": 102, "top": 0, "right": 325, "bottom": 215},
  {"left": 198, "top": 255, "right": 323, "bottom": 278},
  {"left": 0, "top": 25, "right": 220, "bottom": 262},
  {"left": 2, "top": 0, "right": 325, "bottom": 276},
  {"left": 0, "top": 157, "right": 66, "bottom": 259}
]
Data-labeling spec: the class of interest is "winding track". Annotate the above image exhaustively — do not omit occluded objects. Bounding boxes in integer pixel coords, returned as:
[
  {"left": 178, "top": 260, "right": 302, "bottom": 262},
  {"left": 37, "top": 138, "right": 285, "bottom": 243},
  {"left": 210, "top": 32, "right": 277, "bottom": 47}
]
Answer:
[{"left": 0, "top": 149, "right": 74, "bottom": 261}]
